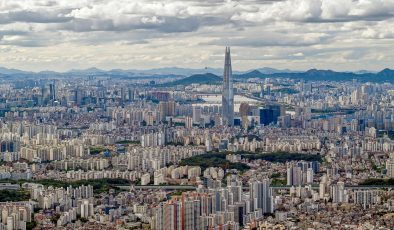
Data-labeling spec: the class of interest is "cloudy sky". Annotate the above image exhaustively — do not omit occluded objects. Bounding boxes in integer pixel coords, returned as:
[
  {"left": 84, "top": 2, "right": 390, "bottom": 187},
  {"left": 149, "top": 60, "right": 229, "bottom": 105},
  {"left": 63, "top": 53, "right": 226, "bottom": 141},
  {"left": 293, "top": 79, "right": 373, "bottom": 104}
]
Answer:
[{"left": 0, "top": 0, "right": 394, "bottom": 72}]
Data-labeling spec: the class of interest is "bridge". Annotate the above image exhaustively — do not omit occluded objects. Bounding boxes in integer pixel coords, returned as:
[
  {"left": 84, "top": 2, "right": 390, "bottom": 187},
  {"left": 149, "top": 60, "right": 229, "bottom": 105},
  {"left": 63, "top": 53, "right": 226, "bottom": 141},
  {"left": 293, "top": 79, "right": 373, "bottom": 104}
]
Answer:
[{"left": 237, "top": 93, "right": 267, "bottom": 104}]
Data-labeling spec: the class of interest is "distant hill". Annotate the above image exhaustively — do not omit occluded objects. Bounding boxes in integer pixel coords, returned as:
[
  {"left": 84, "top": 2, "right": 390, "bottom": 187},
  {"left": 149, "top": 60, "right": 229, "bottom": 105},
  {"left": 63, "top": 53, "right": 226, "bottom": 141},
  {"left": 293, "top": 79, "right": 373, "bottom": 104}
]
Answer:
[
  {"left": 237, "top": 70, "right": 264, "bottom": 79},
  {"left": 67, "top": 67, "right": 105, "bottom": 74},
  {"left": 376, "top": 68, "right": 394, "bottom": 78},
  {"left": 0, "top": 65, "right": 394, "bottom": 83},
  {"left": 255, "top": 67, "right": 300, "bottom": 74},
  {"left": 159, "top": 73, "right": 221, "bottom": 87},
  {"left": 0, "top": 66, "right": 293, "bottom": 76},
  {"left": 235, "top": 68, "right": 394, "bottom": 83},
  {"left": 128, "top": 67, "right": 223, "bottom": 76},
  {"left": 0, "top": 67, "right": 31, "bottom": 75}
]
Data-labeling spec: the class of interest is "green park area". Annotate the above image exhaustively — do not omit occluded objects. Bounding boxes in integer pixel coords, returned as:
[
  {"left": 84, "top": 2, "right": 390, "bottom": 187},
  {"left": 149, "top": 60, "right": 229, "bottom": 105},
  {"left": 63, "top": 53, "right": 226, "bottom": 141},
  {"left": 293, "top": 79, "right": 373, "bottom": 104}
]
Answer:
[
  {"left": 179, "top": 151, "right": 321, "bottom": 173},
  {"left": 89, "top": 147, "right": 106, "bottom": 154},
  {"left": 0, "top": 189, "right": 30, "bottom": 202},
  {"left": 359, "top": 178, "right": 394, "bottom": 186},
  {"left": 179, "top": 153, "right": 250, "bottom": 172},
  {"left": 115, "top": 140, "right": 140, "bottom": 145}
]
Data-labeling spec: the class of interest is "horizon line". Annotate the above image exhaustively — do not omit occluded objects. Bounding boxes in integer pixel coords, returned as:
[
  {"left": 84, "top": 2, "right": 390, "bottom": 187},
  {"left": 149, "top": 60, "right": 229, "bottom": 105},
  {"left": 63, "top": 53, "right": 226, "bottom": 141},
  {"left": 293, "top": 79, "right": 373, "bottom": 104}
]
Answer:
[{"left": 0, "top": 65, "right": 388, "bottom": 75}]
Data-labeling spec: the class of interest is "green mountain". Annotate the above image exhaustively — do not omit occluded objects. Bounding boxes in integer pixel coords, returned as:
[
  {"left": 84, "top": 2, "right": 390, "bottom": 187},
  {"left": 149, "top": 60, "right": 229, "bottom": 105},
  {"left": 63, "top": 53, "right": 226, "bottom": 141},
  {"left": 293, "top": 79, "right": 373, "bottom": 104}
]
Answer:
[
  {"left": 159, "top": 73, "right": 221, "bottom": 87},
  {"left": 235, "top": 68, "right": 394, "bottom": 83}
]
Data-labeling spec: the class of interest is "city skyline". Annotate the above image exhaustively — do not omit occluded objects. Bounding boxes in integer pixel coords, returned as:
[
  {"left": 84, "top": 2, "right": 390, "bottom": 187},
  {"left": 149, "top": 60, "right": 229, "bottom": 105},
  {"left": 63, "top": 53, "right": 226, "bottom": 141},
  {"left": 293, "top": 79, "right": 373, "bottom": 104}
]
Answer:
[
  {"left": 0, "top": 1, "right": 393, "bottom": 229},
  {"left": 0, "top": 0, "right": 394, "bottom": 72},
  {"left": 0, "top": 45, "right": 392, "bottom": 229}
]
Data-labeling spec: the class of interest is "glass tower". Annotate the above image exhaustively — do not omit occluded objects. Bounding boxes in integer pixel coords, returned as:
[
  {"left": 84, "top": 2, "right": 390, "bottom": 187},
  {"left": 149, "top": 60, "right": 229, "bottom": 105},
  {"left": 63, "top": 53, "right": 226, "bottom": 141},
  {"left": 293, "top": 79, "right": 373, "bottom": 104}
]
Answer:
[{"left": 222, "top": 47, "right": 234, "bottom": 126}]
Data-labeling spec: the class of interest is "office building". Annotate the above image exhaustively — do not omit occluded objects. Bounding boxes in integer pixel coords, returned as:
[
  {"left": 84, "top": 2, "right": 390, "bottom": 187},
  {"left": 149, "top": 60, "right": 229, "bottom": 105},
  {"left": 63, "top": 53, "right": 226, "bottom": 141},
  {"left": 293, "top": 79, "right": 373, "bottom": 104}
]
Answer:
[{"left": 222, "top": 47, "right": 234, "bottom": 126}]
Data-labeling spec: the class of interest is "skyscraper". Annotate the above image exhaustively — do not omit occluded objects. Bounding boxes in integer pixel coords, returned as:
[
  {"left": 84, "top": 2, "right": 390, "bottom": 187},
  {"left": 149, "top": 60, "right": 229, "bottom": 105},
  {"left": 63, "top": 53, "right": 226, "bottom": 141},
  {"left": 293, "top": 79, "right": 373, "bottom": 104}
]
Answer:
[
  {"left": 222, "top": 47, "right": 234, "bottom": 126},
  {"left": 259, "top": 104, "right": 282, "bottom": 126},
  {"left": 249, "top": 179, "right": 273, "bottom": 214}
]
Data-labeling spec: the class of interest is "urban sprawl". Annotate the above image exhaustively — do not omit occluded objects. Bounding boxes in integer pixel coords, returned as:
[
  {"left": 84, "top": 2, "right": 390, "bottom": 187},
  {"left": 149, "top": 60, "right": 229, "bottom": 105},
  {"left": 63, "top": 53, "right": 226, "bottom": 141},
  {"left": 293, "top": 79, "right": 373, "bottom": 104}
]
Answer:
[{"left": 0, "top": 47, "right": 392, "bottom": 230}]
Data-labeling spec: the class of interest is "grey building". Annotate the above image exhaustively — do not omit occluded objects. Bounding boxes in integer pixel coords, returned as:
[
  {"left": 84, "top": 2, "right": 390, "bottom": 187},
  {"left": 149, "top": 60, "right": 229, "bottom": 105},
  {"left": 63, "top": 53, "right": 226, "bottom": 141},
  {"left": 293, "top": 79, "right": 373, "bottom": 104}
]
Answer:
[{"left": 222, "top": 47, "right": 234, "bottom": 126}]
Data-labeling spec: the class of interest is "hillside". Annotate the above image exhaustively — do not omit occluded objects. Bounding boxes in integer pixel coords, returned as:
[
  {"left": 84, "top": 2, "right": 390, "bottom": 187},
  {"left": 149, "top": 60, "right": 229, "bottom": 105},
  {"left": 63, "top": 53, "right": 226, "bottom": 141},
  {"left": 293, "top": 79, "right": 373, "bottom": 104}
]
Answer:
[
  {"left": 159, "top": 73, "right": 221, "bottom": 87},
  {"left": 1, "top": 65, "right": 394, "bottom": 83},
  {"left": 235, "top": 69, "right": 394, "bottom": 83}
]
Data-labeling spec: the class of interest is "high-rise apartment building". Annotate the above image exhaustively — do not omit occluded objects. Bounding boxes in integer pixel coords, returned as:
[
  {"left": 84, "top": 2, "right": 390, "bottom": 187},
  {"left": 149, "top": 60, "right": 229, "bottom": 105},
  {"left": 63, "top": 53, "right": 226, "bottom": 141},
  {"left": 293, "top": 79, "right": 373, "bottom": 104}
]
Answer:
[
  {"left": 331, "top": 181, "right": 348, "bottom": 203},
  {"left": 158, "top": 101, "right": 176, "bottom": 121},
  {"left": 249, "top": 179, "right": 273, "bottom": 214},
  {"left": 192, "top": 106, "right": 202, "bottom": 124}
]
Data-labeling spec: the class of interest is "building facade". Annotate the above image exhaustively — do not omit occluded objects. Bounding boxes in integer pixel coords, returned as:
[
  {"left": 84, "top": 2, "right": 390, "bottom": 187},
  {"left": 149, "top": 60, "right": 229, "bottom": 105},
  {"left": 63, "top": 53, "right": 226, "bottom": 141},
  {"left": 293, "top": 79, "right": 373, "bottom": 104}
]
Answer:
[{"left": 222, "top": 47, "right": 234, "bottom": 127}]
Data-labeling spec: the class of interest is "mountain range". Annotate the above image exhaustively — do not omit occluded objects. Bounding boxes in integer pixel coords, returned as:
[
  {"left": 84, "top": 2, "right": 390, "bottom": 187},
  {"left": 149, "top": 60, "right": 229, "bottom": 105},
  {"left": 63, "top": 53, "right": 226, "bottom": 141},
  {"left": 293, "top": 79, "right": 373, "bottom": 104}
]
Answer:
[
  {"left": 0, "top": 66, "right": 393, "bottom": 83},
  {"left": 0, "top": 66, "right": 302, "bottom": 76},
  {"left": 161, "top": 68, "right": 394, "bottom": 86},
  {"left": 235, "top": 68, "right": 394, "bottom": 82},
  {"left": 159, "top": 73, "right": 222, "bottom": 87}
]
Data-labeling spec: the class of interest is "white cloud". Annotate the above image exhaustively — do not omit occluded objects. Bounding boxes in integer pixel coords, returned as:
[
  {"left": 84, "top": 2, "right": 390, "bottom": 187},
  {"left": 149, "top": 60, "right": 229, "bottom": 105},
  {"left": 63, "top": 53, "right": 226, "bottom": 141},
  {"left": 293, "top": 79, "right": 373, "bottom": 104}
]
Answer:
[
  {"left": 0, "top": 0, "right": 393, "bottom": 71},
  {"left": 321, "top": 0, "right": 352, "bottom": 19},
  {"left": 291, "top": 52, "right": 305, "bottom": 57}
]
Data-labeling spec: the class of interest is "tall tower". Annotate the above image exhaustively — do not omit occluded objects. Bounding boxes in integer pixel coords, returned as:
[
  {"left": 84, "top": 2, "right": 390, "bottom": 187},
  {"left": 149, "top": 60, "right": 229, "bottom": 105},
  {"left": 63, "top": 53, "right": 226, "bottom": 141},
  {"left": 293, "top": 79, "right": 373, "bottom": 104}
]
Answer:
[{"left": 222, "top": 47, "right": 234, "bottom": 126}]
